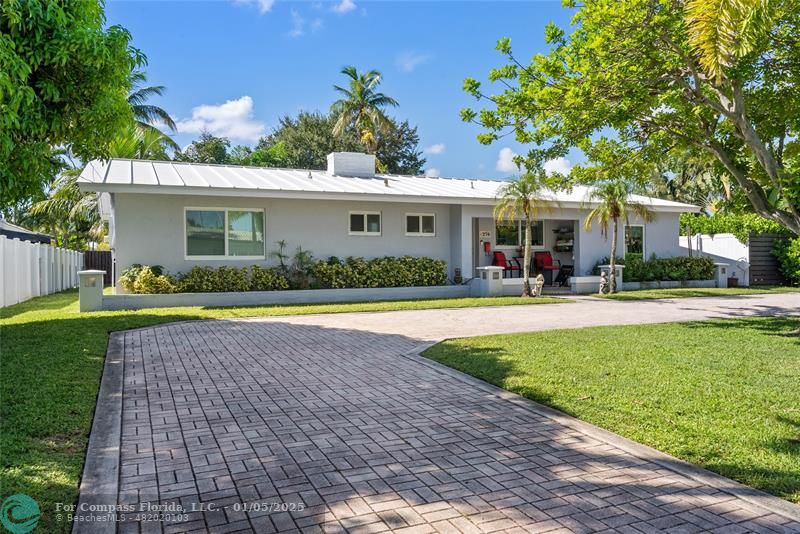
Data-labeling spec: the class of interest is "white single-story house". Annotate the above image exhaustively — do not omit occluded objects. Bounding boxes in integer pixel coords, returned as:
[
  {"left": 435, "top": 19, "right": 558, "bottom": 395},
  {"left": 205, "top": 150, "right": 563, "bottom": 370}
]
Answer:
[{"left": 77, "top": 152, "right": 699, "bottom": 292}]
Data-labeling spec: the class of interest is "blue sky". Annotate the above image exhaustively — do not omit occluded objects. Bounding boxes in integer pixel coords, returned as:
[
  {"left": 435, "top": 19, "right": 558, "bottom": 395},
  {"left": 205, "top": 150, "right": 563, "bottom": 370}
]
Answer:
[{"left": 107, "top": 0, "right": 579, "bottom": 179}]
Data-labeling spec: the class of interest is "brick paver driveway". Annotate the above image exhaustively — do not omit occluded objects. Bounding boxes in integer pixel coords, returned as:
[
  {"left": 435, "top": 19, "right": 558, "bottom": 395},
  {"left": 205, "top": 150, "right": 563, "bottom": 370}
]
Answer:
[{"left": 78, "top": 294, "right": 800, "bottom": 533}]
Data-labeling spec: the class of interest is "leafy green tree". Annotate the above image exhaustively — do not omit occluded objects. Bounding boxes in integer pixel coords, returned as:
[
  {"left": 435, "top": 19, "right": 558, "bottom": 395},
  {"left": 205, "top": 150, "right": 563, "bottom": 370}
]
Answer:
[
  {"left": 128, "top": 70, "right": 177, "bottom": 134},
  {"left": 494, "top": 169, "right": 558, "bottom": 297},
  {"left": 1, "top": 1, "right": 142, "bottom": 208},
  {"left": 331, "top": 66, "right": 399, "bottom": 154},
  {"left": 258, "top": 112, "right": 426, "bottom": 174},
  {"left": 462, "top": 0, "right": 800, "bottom": 235},
  {"left": 229, "top": 142, "right": 290, "bottom": 167},
  {"left": 174, "top": 132, "right": 231, "bottom": 164}
]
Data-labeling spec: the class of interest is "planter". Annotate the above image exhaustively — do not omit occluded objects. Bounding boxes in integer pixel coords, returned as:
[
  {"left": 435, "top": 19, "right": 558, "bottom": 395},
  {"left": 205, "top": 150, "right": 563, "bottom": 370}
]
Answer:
[{"left": 622, "top": 280, "right": 715, "bottom": 291}]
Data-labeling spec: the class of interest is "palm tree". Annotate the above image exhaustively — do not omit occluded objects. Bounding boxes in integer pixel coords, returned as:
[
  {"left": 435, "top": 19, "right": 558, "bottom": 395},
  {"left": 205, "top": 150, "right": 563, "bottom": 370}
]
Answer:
[
  {"left": 331, "top": 66, "right": 398, "bottom": 154},
  {"left": 28, "top": 169, "right": 102, "bottom": 249},
  {"left": 583, "top": 180, "right": 655, "bottom": 293},
  {"left": 494, "top": 171, "right": 548, "bottom": 297},
  {"left": 685, "top": 0, "right": 773, "bottom": 81},
  {"left": 128, "top": 70, "right": 177, "bottom": 132}
]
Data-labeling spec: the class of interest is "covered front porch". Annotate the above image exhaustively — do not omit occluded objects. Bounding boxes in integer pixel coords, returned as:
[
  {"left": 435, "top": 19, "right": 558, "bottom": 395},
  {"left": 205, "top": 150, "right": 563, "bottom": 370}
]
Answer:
[{"left": 472, "top": 215, "right": 579, "bottom": 291}]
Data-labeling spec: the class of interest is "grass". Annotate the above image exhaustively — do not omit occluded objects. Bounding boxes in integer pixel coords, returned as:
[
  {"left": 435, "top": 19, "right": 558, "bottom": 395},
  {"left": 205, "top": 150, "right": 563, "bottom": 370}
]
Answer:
[
  {"left": 598, "top": 286, "right": 800, "bottom": 300},
  {"left": 0, "top": 290, "right": 567, "bottom": 532},
  {"left": 424, "top": 317, "right": 800, "bottom": 503}
]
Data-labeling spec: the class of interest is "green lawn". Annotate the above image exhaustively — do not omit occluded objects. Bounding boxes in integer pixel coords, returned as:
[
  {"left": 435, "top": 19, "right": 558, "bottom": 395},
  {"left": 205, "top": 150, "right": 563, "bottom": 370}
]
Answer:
[
  {"left": 424, "top": 317, "right": 800, "bottom": 503},
  {"left": 599, "top": 286, "right": 800, "bottom": 300},
  {"left": 0, "top": 290, "right": 567, "bottom": 532}
]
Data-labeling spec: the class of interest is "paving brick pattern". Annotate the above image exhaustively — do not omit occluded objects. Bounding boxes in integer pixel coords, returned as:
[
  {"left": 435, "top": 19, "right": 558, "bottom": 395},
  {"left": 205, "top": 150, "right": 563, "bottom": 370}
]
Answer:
[{"left": 109, "top": 317, "right": 800, "bottom": 533}]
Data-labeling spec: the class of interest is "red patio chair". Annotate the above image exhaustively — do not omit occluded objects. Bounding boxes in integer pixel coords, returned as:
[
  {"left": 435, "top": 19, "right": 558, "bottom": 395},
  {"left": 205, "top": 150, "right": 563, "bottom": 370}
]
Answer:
[
  {"left": 534, "top": 251, "right": 561, "bottom": 285},
  {"left": 492, "top": 251, "right": 521, "bottom": 278}
]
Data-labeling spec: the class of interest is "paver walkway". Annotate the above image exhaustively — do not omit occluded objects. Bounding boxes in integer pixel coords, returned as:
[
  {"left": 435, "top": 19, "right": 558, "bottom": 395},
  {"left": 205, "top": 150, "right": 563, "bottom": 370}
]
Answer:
[{"left": 78, "top": 294, "right": 800, "bottom": 533}]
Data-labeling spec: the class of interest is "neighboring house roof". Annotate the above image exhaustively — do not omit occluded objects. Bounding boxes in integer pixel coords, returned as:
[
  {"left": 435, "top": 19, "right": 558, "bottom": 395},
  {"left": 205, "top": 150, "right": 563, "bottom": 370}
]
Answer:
[
  {"left": 0, "top": 220, "right": 52, "bottom": 244},
  {"left": 77, "top": 158, "right": 700, "bottom": 213}
]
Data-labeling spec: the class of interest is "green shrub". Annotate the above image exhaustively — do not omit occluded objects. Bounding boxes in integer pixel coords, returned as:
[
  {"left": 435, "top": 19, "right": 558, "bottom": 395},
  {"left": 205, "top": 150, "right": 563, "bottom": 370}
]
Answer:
[
  {"left": 250, "top": 265, "right": 290, "bottom": 291},
  {"left": 312, "top": 256, "right": 448, "bottom": 289},
  {"left": 119, "top": 264, "right": 175, "bottom": 294},
  {"left": 774, "top": 237, "right": 800, "bottom": 286},
  {"left": 177, "top": 266, "right": 250, "bottom": 293},
  {"left": 591, "top": 254, "right": 714, "bottom": 281}
]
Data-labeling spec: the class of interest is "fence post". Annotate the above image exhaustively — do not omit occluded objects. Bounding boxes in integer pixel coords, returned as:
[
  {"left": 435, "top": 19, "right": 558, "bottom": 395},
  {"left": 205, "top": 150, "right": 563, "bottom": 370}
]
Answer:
[
  {"left": 31, "top": 243, "right": 41, "bottom": 298},
  {"left": 42, "top": 245, "right": 50, "bottom": 296},
  {"left": 10, "top": 238, "right": 21, "bottom": 305},
  {"left": 0, "top": 236, "right": 5, "bottom": 307}
]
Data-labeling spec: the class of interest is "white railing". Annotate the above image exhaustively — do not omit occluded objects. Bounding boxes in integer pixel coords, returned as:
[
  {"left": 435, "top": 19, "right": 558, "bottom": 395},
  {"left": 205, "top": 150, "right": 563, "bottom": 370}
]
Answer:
[{"left": 0, "top": 235, "right": 82, "bottom": 308}]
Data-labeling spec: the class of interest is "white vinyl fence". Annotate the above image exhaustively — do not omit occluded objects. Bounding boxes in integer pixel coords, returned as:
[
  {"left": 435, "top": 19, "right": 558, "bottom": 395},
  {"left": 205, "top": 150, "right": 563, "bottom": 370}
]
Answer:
[
  {"left": 680, "top": 233, "right": 750, "bottom": 285},
  {"left": 0, "top": 235, "right": 82, "bottom": 307}
]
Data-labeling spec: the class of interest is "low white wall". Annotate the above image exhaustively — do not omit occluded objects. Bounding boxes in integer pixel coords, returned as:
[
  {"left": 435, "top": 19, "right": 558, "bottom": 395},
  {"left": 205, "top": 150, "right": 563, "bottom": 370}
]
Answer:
[
  {"left": 1, "top": 235, "right": 82, "bottom": 307},
  {"left": 622, "top": 280, "right": 716, "bottom": 290},
  {"left": 101, "top": 285, "right": 470, "bottom": 311},
  {"left": 680, "top": 233, "right": 749, "bottom": 285}
]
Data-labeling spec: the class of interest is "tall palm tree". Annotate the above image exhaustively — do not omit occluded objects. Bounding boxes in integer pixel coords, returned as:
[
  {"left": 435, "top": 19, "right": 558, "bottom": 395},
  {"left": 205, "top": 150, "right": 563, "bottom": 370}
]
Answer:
[
  {"left": 28, "top": 169, "right": 101, "bottom": 249},
  {"left": 494, "top": 171, "right": 548, "bottom": 297},
  {"left": 331, "top": 66, "right": 398, "bottom": 154},
  {"left": 583, "top": 180, "right": 655, "bottom": 293},
  {"left": 128, "top": 70, "right": 177, "bottom": 132}
]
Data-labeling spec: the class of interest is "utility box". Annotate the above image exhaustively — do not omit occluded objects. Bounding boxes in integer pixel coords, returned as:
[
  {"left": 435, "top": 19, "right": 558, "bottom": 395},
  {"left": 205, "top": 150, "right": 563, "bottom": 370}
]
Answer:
[
  {"left": 473, "top": 266, "right": 504, "bottom": 297},
  {"left": 714, "top": 263, "right": 730, "bottom": 289},
  {"left": 78, "top": 270, "right": 105, "bottom": 312}
]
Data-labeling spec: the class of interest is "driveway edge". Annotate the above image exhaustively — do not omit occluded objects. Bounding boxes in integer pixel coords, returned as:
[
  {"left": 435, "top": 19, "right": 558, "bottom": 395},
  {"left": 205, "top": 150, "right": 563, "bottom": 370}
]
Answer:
[
  {"left": 405, "top": 344, "right": 800, "bottom": 524},
  {"left": 72, "top": 332, "right": 124, "bottom": 534}
]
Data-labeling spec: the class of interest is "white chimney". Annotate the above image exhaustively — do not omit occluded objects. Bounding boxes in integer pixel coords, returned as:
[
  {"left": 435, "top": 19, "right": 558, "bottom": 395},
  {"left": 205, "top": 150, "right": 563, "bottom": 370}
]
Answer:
[{"left": 326, "top": 152, "right": 376, "bottom": 178}]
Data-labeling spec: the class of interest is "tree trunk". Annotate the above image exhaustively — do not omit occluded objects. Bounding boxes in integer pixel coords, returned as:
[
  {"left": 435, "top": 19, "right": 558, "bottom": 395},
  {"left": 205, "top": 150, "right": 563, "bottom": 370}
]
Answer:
[
  {"left": 610, "top": 218, "right": 618, "bottom": 293},
  {"left": 522, "top": 220, "right": 532, "bottom": 297}
]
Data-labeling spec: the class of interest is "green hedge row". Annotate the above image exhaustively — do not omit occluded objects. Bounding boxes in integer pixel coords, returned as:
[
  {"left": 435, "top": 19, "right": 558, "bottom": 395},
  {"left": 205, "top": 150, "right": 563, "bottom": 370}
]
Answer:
[
  {"left": 680, "top": 213, "right": 787, "bottom": 243},
  {"left": 119, "top": 255, "right": 448, "bottom": 294},
  {"left": 119, "top": 264, "right": 290, "bottom": 294},
  {"left": 592, "top": 254, "right": 715, "bottom": 282},
  {"left": 311, "top": 256, "right": 448, "bottom": 289}
]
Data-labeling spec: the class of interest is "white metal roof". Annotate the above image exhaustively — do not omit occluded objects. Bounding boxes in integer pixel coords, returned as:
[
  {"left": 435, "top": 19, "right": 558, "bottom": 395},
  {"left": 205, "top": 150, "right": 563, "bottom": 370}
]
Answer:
[{"left": 78, "top": 159, "right": 700, "bottom": 212}]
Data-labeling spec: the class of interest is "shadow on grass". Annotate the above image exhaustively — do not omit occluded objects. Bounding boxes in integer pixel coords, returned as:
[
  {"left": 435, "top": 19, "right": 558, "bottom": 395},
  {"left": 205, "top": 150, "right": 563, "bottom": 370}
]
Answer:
[{"left": 682, "top": 315, "right": 800, "bottom": 340}]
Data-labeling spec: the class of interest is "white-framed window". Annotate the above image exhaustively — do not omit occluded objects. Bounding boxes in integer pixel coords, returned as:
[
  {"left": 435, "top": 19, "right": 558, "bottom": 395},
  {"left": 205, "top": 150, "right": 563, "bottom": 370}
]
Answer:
[
  {"left": 185, "top": 207, "right": 265, "bottom": 259},
  {"left": 405, "top": 213, "right": 436, "bottom": 236},
  {"left": 495, "top": 220, "right": 544, "bottom": 249},
  {"left": 625, "top": 224, "right": 645, "bottom": 255},
  {"left": 349, "top": 211, "right": 382, "bottom": 236}
]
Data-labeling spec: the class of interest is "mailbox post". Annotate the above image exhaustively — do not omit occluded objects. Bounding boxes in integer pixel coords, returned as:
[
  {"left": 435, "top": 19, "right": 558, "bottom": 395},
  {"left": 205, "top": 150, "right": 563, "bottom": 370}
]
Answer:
[{"left": 78, "top": 270, "right": 105, "bottom": 312}]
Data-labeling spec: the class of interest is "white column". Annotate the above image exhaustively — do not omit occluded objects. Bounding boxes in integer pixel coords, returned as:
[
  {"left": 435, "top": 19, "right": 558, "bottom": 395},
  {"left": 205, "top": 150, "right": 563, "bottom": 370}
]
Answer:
[
  {"left": 42, "top": 245, "right": 51, "bottom": 295},
  {"left": 56, "top": 247, "right": 63, "bottom": 292}
]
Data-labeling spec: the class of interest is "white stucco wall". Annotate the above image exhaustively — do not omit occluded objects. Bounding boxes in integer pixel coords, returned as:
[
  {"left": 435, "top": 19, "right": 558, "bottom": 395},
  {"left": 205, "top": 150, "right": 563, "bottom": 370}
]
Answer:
[
  {"left": 111, "top": 193, "right": 455, "bottom": 290},
  {"left": 110, "top": 192, "right": 687, "bottom": 289}
]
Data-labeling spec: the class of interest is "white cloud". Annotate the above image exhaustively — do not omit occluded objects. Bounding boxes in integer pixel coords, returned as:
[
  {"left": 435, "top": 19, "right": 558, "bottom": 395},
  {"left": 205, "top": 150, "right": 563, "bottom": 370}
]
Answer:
[
  {"left": 424, "top": 143, "right": 445, "bottom": 155},
  {"left": 233, "top": 0, "right": 275, "bottom": 14},
  {"left": 543, "top": 157, "right": 573, "bottom": 176},
  {"left": 496, "top": 147, "right": 519, "bottom": 173},
  {"left": 176, "top": 96, "right": 266, "bottom": 142},
  {"left": 332, "top": 0, "right": 356, "bottom": 14},
  {"left": 424, "top": 168, "right": 441, "bottom": 178},
  {"left": 288, "top": 10, "right": 305, "bottom": 37},
  {"left": 395, "top": 51, "right": 430, "bottom": 73},
  {"left": 310, "top": 17, "right": 323, "bottom": 31}
]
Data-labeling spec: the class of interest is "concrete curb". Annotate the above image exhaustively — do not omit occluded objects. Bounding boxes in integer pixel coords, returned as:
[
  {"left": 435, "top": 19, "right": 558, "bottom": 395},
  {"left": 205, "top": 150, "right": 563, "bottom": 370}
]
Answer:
[
  {"left": 404, "top": 344, "right": 800, "bottom": 523},
  {"left": 73, "top": 332, "right": 124, "bottom": 534}
]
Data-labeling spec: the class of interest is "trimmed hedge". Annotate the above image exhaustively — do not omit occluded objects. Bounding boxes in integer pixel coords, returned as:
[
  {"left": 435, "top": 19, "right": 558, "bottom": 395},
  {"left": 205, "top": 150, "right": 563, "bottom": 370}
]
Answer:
[
  {"left": 119, "top": 264, "right": 289, "bottom": 294},
  {"left": 592, "top": 254, "right": 714, "bottom": 282},
  {"left": 312, "top": 256, "right": 448, "bottom": 289},
  {"left": 118, "top": 255, "right": 447, "bottom": 294},
  {"left": 680, "top": 213, "right": 787, "bottom": 243}
]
